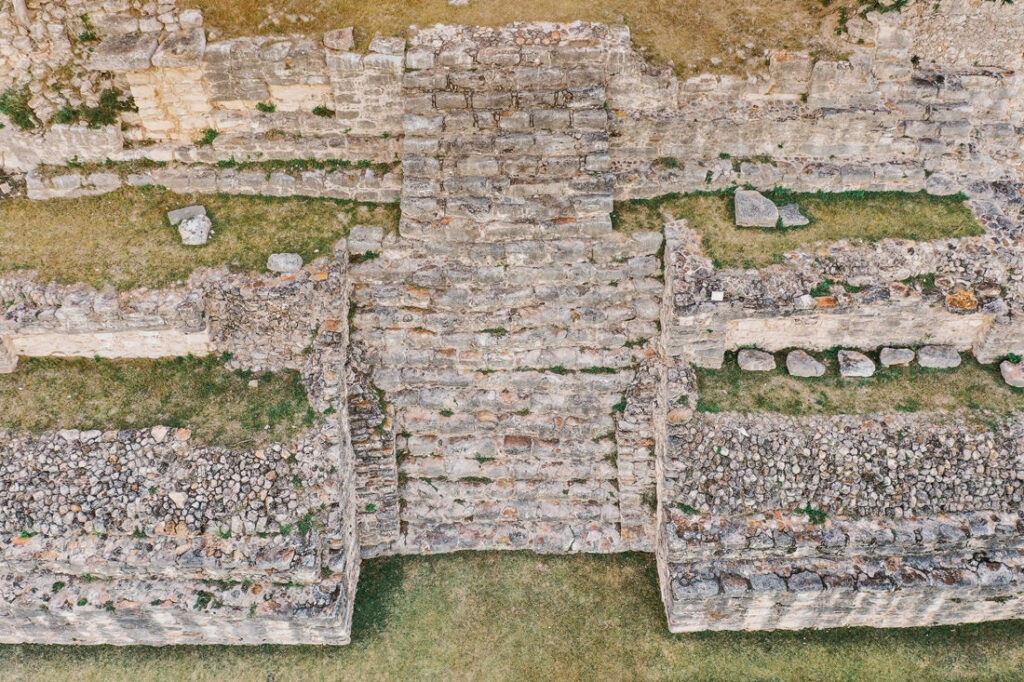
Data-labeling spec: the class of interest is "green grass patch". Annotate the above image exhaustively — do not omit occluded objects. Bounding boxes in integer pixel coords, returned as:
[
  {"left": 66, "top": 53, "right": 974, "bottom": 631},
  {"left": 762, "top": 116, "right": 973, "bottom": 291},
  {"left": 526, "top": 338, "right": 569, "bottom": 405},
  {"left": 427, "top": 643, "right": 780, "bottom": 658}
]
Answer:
[
  {"left": 0, "top": 187, "right": 399, "bottom": 289},
  {"left": 0, "top": 355, "right": 313, "bottom": 448},
  {"left": 695, "top": 352, "right": 1024, "bottom": 417},
  {"left": 3, "top": 552, "right": 1024, "bottom": 679},
  {"left": 612, "top": 190, "right": 982, "bottom": 269}
]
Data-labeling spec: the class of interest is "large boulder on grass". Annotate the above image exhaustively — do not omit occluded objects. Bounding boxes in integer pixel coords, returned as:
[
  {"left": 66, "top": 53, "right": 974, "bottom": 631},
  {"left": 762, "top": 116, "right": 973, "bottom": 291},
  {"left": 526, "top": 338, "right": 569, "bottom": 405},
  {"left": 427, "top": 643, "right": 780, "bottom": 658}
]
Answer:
[{"left": 735, "top": 190, "right": 779, "bottom": 227}]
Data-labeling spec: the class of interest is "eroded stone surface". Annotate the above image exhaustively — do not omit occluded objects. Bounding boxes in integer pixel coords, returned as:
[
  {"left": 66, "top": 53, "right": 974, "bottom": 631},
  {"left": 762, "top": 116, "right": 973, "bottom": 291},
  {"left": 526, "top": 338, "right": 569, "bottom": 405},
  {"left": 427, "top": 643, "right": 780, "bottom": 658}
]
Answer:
[
  {"left": 880, "top": 347, "right": 915, "bottom": 367},
  {"left": 734, "top": 190, "right": 779, "bottom": 227},
  {"left": 268, "top": 253, "right": 303, "bottom": 273},
  {"left": 786, "top": 350, "right": 826, "bottom": 377},
  {"left": 838, "top": 350, "right": 875, "bottom": 377},
  {"left": 1001, "top": 360, "right": 1024, "bottom": 388},
  {"left": 918, "top": 345, "right": 962, "bottom": 369},
  {"left": 738, "top": 349, "right": 776, "bottom": 372},
  {"left": 178, "top": 213, "right": 211, "bottom": 246}
]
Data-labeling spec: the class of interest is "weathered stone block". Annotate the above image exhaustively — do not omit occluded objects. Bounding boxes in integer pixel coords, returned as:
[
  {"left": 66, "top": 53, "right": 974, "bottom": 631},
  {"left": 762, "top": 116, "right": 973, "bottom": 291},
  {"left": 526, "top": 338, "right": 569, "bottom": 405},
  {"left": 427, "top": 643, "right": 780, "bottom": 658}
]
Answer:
[
  {"left": 152, "top": 29, "right": 206, "bottom": 68},
  {"left": 89, "top": 32, "right": 160, "bottom": 71}
]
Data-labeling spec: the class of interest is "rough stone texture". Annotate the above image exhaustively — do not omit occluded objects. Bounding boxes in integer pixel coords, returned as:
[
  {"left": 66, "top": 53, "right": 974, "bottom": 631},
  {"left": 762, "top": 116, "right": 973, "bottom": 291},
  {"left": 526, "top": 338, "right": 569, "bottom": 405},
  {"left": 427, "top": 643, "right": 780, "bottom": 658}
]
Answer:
[
  {"left": 267, "top": 253, "right": 304, "bottom": 273},
  {"left": 1001, "top": 360, "right": 1024, "bottom": 388},
  {"left": 880, "top": 347, "right": 915, "bottom": 367},
  {"left": 778, "top": 203, "right": 809, "bottom": 227},
  {"left": 167, "top": 204, "right": 206, "bottom": 225},
  {"left": 918, "top": 345, "right": 962, "bottom": 369},
  {"left": 786, "top": 350, "right": 825, "bottom": 377},
  {"left": 0, "top": 246, "right": 360, "bottom": 645},
  {"left": 734, "top": 190, "right": 779, "bottom": 227},
  {"left": 838, "top": 350, "right": 875, "bottom": 377},
  {"left": 178, "top": 213, "right": 211, "bottom": 245},
  {"left": 737, "top": 349, "right": 775, "bottom": 372}
]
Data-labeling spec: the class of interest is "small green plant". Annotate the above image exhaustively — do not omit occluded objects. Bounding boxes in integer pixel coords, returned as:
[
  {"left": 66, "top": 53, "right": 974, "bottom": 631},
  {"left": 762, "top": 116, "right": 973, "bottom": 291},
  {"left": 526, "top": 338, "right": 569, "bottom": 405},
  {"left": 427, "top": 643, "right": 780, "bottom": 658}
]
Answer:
[
  {"left": 796, "top": 503, "right": 828, "bottom": 525},
  {"left": 349, "top": 250, "right": 381, "bottom": 264},
  {"left": 481, "top": 328, "right": 509, "bottom": 336},
  {"left": 312, "top": 105, "right": 335, "bottom": 118},
  {"left": 256, "top": 101, "right": 277, "bottom": 113},
  {"left": 677, "top": 503, "right": 698, "bottom": 515},
  {"left": 215, "top": 528, "right": 232, "bottom": 539},
  {"left": 78, "top": 14, "right": 98, "bottom": 42},
  {"left": 196, "top": 128, "right": 220, "bottom": 146},
  {"left": 77, "top": 598, "right": 88, "bottom": 607},
  {"left": 52, "top": 581, "right": 66, "bottom": 593},
  {"left": 193, "top": 590, "right": 223, "bottom": 611},
  {"left": 653, "top": 157, "right": 681, "bottom": 170},
  {"left": 439, "top": 408, "right": 454, "bottom": 417},
  {"left": 611, "top": 396, "right": 628, "bottom": 414},
  {"left": 0, "top": 85, "right": 39, "bottom": 129},
  {"left": 809, "top": 279, "right": 834, "bottom": 297},
  {"left": 364, "top": 503, "right": 378, "bottom": 513},
  {"left": 459, "top": 476, "right": 494, "bottom": 484}
]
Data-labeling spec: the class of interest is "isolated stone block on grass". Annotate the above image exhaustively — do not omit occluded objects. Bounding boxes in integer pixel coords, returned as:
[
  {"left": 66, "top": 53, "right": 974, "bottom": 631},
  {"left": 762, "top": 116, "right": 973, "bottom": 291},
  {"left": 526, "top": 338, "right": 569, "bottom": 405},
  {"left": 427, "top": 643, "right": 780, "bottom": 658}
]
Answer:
[
  {"left": 839, "top": 350, "right": 875, "bottom": 378},
  {"left": 918, "top": 345, "right": 961, "bottom": 369},
  {"left": 1001, "top": 360, "right": 1024, "bottom": 388},
  {"left": 268, "top": 252, "right": 304, "bottom": 273},
  {"left": 738, "top": 349, "right": 776, "bottom": 372},
  {"left": 786, "top": 350, "right": 826, "bottom": 377},
  {"left": 880, "top": 347, "right": 915, "bottom": 367},
  {"left": 734, "top": 190, "right": 779, "bottom": 228}
]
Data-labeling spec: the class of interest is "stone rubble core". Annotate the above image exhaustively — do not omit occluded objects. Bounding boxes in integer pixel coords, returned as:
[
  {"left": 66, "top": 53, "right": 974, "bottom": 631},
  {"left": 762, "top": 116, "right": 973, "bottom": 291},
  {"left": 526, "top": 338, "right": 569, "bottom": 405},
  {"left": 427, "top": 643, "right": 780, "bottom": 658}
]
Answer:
[{"left": 2, "top": 3, "right": 1024, "bottom": 642}]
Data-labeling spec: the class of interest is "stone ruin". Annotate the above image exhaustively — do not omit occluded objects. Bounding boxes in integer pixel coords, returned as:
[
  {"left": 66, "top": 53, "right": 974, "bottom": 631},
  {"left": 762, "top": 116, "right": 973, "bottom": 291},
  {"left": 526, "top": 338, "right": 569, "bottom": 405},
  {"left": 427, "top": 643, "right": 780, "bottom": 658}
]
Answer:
[{"left": 1, "top": 0, "right": 1024, "bottom": 643}]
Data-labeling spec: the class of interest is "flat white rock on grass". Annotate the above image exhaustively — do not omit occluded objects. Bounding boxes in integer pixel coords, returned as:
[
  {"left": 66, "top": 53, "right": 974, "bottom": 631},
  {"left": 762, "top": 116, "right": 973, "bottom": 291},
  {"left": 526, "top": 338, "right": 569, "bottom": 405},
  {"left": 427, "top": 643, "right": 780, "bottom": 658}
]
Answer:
[
  {"left": 786, "top": 350, "right": 825, "bottom": 377},
  {"left": 268, "top": 252, "right": 304, "bottom": 273},
  {"left": 734, "top": 190, "right": 779, "bottom": 227},
  {"left": 838, "top": 350, "right": 875, "bottom": 377},
  {"left": 778, "top": 203, "right": 809, "bottom": 227},
  {"left": 880, "top": 347, "right": 915, "bottom": 367},
  {"left": 918, "top": 345, "right": 961, "bottom": 369},
  {"left": 178, "top": 214, "right": 211, "bottom": 246},
  {"left": 167, "top": 204, "right": 207, "bottom": 225},
  {"left": 1000, "top": 360, "right": 1024, "bottom": 388},
  {"left": 737, "top": 349, "right": 776, "bottom": 371}
]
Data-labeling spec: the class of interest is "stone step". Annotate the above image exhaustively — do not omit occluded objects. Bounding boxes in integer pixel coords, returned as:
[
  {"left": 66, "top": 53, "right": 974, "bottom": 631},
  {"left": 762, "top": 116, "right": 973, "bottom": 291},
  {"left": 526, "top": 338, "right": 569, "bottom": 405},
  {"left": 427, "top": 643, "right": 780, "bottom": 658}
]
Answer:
[
  {"left": 401, "top": 496, "right": 620, "bottom": 524},
  {"left": 400, "top": 519, "right": 622, "bottom": 554}
]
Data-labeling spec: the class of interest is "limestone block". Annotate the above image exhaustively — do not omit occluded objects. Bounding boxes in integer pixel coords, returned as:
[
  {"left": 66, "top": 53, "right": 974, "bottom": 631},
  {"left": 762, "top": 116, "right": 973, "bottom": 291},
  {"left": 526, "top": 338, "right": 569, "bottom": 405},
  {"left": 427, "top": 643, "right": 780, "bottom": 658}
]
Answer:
[
  {"left": 734, "top": 190, "right": 778, "bottom": 227},
  {"left": 178, "top": 214, "right": 212, "bottom": 246},
  {"left": 918, "top": 345, "right": 961, "bottom": 369},
  {"left": 89, "top": 32, "right": 160, "bottom": 71},
  {"left": 152, "top": 28, "right": 206, "bottom": 68},
  {"left": 0, "top": 337, "right": 17, "bottom": 374},
  {"left": 268, "top": 253, "right": 303, "bottom": 273},
  {"left": 786, "top": 350, "right": 825, "bottom": 378},
  {"left": 880, "top": 347, "right": 915, "bottom": 367},
  {"left": 778, "top": 203, "right": 809, "bottom": 227},
  {"left": 738, "top": 349, "right": 775, "bottom": 372},
  {"left": 324, "top": 28, "right": 355, "bottom": 52},
  {"left": 167, "top": 207, "right": 207, "bottom": 227},
  {"left": 838, "top": 350, "right": 875, "bottom": 377},
  {"left": 1001, "top": 361, "right": 1024, "bottom": 388}
]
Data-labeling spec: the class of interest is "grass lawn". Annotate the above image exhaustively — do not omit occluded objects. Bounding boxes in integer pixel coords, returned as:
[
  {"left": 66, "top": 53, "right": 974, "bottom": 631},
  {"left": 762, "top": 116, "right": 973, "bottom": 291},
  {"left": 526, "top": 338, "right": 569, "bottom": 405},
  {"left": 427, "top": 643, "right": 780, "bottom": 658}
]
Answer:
[
  {"left": 0, "top": 355, "right": 313, "bottom": 448},
  {"left": 612, "top": 190, "right": 983, "bottom": 269},
  {"left": 189, "top": 0, "right": 860, "bottom": 76},
  {"left": 695, "top": 352, "right": 1024, "bottom": 417},
  {"left": 1, "top": 552, "right": 1023, "bottom": 680},
  {"left": 0, "top": 187, "right": 399, "bottom": 290}
]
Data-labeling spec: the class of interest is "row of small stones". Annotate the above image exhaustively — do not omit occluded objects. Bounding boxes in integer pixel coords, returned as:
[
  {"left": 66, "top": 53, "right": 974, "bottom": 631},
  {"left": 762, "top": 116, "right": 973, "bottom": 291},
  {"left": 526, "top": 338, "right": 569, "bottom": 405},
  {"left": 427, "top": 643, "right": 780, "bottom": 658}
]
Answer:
[{"left": 735, "top": 346, "right": 1024, "bottom": 387}]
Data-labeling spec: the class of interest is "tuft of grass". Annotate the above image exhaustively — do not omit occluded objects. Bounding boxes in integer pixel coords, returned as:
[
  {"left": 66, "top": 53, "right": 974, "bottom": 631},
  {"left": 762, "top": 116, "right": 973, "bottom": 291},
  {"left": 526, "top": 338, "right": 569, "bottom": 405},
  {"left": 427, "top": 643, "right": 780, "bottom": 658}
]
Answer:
[
  {"left": 312, "top": 105, "right": 335, "bottom": 118},
  {"left": 49, "top": 89, "right": 135, "bottom": 129},
  {"left": 0, "top": 355, "right": 313, "bottom": 448},
  {"left": 256, "top": 101, "right": 277, "bottom": 113},
  {"left": 0, "top": 85, "right": 39, "bottom": 129},
  {"left": 6, "top": 553, "right": 1024, "bottom": 679},
  {"left": 196, "top": 128, "right": 220, "bottom": 146},
  {"left": 613, "top": 190, "right": 981, "bottom": 269},
  {"left": 0, "top": 187, "right": 399, "bottom": 289},
  {"left": 190, "top": 0, "right": 867, "bottom": 77},
  {"left": 695, "top": 352, "right": 1024, "bottom": 418}
]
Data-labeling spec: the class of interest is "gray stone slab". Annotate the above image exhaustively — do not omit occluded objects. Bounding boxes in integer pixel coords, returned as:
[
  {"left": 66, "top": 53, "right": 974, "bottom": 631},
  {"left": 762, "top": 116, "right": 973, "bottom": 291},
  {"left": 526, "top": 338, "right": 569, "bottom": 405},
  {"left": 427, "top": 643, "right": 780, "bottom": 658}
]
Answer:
[
  {"left": 268, "top": 252, "right": 304, "bottom": 273},
  {"left": 88, "top": 32, "right": 160, "bottom": 71},
  {"left": 178, "top": 214, "right": 212, "bottom": 246},
  {"left": 1000, "top": 361, "right": 1024, "bottom": 388},
  {"left": 778, "top": 203, "right": 809, "bottom": 227},
  {"left": 735, "top": 190, "right": 779, "bottom": 227},
  {"left": 839, "top": 350, "right": 875, "bottom": 377},
  {"left": 167, "top": 205, "right": 207, "bottom": 225},
  {"left": 152, "top": 28, "right": 207, "bottom": 68},
  {"left": 786, "top": 350, "right": 826, "bottom": 377},
  {"left": 918, "top": 345, "right": 961, "bottom": 369},
  {"left": 737, "top": 349, "right": 776, "bottom": 372},
  {"left": 880, "top": 347, "right": 915, "bottom": 367}
]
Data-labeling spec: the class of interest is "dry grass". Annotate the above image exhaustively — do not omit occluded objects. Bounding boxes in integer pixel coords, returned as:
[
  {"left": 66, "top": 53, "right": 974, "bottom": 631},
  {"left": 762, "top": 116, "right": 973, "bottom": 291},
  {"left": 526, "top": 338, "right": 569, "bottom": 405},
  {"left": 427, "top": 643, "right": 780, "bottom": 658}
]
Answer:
[
  {"left": 0, "top": 187, "right": 399, "bottom": 290},
  {"left": 3, "top": 552, "right": 1024, "bottom": 680},
  {"left": 189, "top": 0, "right": 861, "bottom": 75},
  {"left": 0, "top": 356, "right": 313, "bottom": 448},
  {"left": 613, "top": 190, "right": 983, "bottom": 269},
  {"left": 695, "top": 352, "right": 1024, "bottom": 418}
]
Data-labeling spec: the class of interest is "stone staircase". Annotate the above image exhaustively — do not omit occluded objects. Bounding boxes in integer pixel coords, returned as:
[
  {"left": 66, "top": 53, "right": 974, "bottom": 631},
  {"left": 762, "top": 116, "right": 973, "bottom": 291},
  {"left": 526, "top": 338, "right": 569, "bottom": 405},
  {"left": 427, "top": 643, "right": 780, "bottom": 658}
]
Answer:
[{"left": 347, "top": 23, "right": 662, "bottom": 554}]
